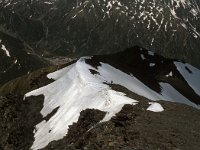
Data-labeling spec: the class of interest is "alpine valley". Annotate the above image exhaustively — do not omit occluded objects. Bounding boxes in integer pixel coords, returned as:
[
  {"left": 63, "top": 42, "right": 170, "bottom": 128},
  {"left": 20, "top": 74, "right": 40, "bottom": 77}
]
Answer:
[
  {"left": 0, "top": 0, "right": 200, "bottom": 150},
  {"left": 0, "top": 0, "right": 200, "bottom": 83}
]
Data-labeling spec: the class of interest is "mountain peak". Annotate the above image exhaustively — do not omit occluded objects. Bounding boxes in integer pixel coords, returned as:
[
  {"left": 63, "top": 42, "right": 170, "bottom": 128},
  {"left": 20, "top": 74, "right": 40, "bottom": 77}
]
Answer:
[{"left": 21, "top": 46, "right": 200, "bottom": 149}]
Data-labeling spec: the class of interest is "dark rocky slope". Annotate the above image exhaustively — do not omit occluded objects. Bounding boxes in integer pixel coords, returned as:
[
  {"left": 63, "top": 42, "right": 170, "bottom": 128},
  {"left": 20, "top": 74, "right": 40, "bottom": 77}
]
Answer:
[{"left": 0, "top": 31, "right": 49, "bottom": 85}]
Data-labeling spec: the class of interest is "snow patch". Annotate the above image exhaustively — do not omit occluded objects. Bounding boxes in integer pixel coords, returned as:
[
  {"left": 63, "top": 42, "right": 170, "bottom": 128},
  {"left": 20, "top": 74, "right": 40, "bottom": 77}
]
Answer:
[
  {"left": 170, "top": 8, "right": 178, "bottom": 19},
  {"left": 1, "top": 44, "right": 11, "bottom": 57},
  {"left": 159, "top": 82, "right": 198, "bottom": 108},
  {"left": 148, "top": 50, "right": 154, "bottom": 56},
  {"left": 141, "top": 54, "right": 145, "bottom": 60},
  {"left": 97, "top": 63, "right": 165, "bottom": 101},
  {"left": 166, "top": 71, "right": 173, "bottom": 77},
  {"left": 149, "top": 63, "right": 155, "bottom": 67},
  {"left": 147, "top": 102, "right": 164, "bottom": 112},
  {"left": 44, "top": 2, "right": 53, "bottom": 5},
  {"left": 174, "top": 62, "right": 200, "bottom": 96}
]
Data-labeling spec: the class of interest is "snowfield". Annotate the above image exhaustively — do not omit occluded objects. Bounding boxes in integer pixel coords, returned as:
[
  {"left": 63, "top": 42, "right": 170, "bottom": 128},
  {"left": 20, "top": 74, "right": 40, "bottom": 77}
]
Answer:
[
  {"left": 175, "top": 62, "right": 200, "bottom": 97},
  {"left": 25, "top": 57, "right": 139, "bottom": 150},
  {"left": 25, "top": 57, "right": 199, "bottom": 150}
]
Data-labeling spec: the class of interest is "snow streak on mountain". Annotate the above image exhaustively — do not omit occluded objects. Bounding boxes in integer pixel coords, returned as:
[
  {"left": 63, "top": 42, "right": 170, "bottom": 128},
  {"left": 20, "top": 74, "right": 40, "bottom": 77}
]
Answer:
[{"left": 25, "top": 46, "right": 200, "bottom": 150}]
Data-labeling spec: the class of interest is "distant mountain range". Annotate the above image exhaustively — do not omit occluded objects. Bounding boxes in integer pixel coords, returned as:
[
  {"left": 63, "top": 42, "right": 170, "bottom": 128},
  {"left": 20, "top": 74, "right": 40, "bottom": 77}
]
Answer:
[
  {"left": 0, "top": 0, "right": 200, "bottom": 84},
  {"left": 0, "top": 46, "right": 200, "bottom": 150}
]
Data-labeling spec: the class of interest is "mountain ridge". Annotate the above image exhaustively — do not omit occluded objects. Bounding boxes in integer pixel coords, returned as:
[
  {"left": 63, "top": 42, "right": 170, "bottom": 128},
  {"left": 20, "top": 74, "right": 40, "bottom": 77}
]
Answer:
[{"left": 0, "top": 46, "right": 200, "bottom": 150}]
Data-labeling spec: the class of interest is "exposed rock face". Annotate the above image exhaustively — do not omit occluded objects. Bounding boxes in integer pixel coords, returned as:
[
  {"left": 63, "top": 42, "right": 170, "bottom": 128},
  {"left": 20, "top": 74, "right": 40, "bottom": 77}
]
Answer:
[
  {"left": 0, "top": 0, "right": 200, "bottom": 84},
  {"left": 0, "top": 94, "right": 44, "bottom": 150}
]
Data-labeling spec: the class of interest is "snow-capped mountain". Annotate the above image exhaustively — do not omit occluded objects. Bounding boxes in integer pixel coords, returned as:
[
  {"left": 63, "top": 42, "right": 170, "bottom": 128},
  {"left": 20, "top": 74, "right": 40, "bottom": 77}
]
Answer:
[
  {"left": 1, "top": 46, "right": 199, "bottom": 150},
  {"left": 0, "top": 0, "right": 200, "bottom": 149},
  {"left": 0, "top": 0, "right": 200, "bottom": 84},
  {"left": 23, "top": 46, "right": 200, "bottom": 149}
]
